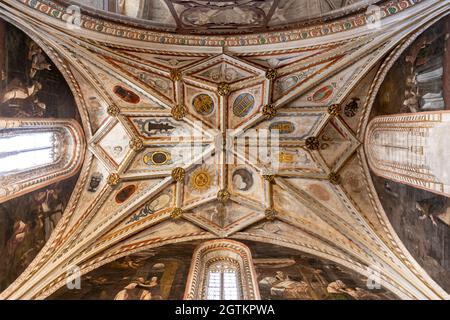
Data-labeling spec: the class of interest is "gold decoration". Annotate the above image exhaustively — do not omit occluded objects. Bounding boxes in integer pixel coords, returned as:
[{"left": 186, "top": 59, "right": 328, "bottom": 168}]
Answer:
[
  {"left": 129, "top": 138, "right": 144, "bottom": 152},
  {"left": 171, "top": 104, "right": 187, "bottom": 121},
  {"left": 328, "top": 172, "right": 341, "bottom": 185},
  {"left": 305, "top": 137, "right": 320, "bottom": 150},
  {"left": 217, "top": 83, "right": 231, "bottom": 96},
  {"left": 278, "top": 151, "right": 295, "bottom": 163},
  {"left": 107, "top": 104, "right": 120, "bottom": 117},
  {"left": 171, "top": 167, "right": 185, "bottom": 182},
  {"left": 328, "top": 104, "right": 341, "bottom": 116},
  {"left": 262, "top": 104, "right": 277, "bottom": 120},
  {"left": 170, "top": 207, "right": 183, "bottom": 219},
  {"left": 265, "top": 68, "right": 277, "bottom": 80},
  {"left": 107, "top": 173, "right": 120, "bottom": 187},
  {"left": 344, "top": 98, "right": 360, "bottom": 118},
  {"left": 190, "top": 167, "right": 212, "bottom": 192},
  {"left": 143, "top": 151, "right": 171, "bottom": 166},
  {"left": 263, "top": 175, "right": 275, "bottom": 183},
  {"left": 265, "top": 207, "right": 277, "bottom": 221},
  {"left": 170, "top": 69, "right": 182, "bottom": 81},
  {"left": 217, "top": 189, "right": 230, "bottom": 203},
  {"left": 193, "top": 94, "right": 214, "bottom": 115}
]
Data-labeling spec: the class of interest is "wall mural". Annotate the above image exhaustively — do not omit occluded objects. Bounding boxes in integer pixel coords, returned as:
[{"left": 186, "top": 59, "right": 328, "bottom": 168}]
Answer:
[
  {"left": 49, "top": 241, "right": 397, "bottom": 300},
  {"left": 0, "top": 20, "right": 82, "bottom": 291},
  {"left": 50, "top": 242, "right": 198, "bottom": 300},
  {"left": 0, "top": 174, "right": 79, "bottom": 291},
  {"left": 246, "top": 242, "right": 397, "bottom": 300},
  {"left": 369, "top": 16, "right": 450, "bottom": 292}
]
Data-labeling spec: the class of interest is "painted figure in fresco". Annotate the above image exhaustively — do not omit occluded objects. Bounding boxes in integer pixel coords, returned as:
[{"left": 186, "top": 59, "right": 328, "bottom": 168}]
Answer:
[
  {"left": 326, "top": 280, "right": 357, "bottom": 300},
  {"left": 383, "top": 181, "right": 399, "bottom": 199},
  {"left": 402, "top": 89, "right": 419, "bottom": 113},
  {"left": 114, "top": 282, "right": 138, "bottom": 300},
  {"left": 28, "top": 42, "right": 52, "bottom": 79},
  {"left": 136, "top": 276, "right": 161, "bottom": 300},
  {"left": 6, "top": 220, "right": 29, "bottom": 257},
  {"left": 33, "top": 187, "right": 65, "bottom": 240},
  {"left": 415, "top": 196, "right": 450, "bottom": 227},
  {"left": 326, "top": 280, "right": 381, "bottom": 300},
  {"left": 259, "top": 271, "right": 312, "bottom": 299},
  {"left": 0, "top": 79, "right": 46, "bottom": 117},
  {"left": 113, "top": 276, "right": 161, "bottom": 300},
  {"left": 402, "top": 25, "right": 447, "bottom": 113}
]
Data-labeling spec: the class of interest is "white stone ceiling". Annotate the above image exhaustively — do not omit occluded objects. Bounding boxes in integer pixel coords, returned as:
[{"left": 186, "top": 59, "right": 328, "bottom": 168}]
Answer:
[{"left": 0, "top": 0, "right": 449, "bottom": 300}]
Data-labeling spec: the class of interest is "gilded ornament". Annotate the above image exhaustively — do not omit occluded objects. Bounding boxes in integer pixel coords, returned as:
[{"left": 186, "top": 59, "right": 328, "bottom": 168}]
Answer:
[
  {"left": 171, "top": 207, "right": 183, "bottom": 219},
  {"left": 217, "top": 189, "right": 231, "bottom": 203},
  {"left": 265, "top": 207, "right": 277, "bottom": 221},
  {"left": 328, "top": 172, "right": 341, "bottom": 185},
  {"left": 129, "top": 138, "right": 144, "bottom": 152},
  {"left": 171, "top": 104, "right": 187, "bottom": 121},
  {"left": 107, "top": 104, "right": 120, "bottom": 117},
  {"left": 171, "top": 167, "right": 186, "bottom": 182},
  {"left": 265, "top": 68, "right": 277, "bottom": 80},
  {"left": 262, "top": 104, "right": 277, "bottom": 120},
  {"left": 217, "top": 82, "right": 231, "bottom": 96},
  {"left": 170, "top": 69, "right": 182, "bottom": 81},
  {"left": 328, "top": 104, "right": 341, "bottom": 116},
  {"left": 305, "top": 137, "right": 320, "bottom": 150},
  {"left": 107, "top": 173, "right": 120, "bottom": 187}
]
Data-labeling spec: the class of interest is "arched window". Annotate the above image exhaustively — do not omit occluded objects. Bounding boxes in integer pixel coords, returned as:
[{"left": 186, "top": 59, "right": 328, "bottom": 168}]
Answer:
[
  {"left": 205, "top": 260, "right": 241, "bottom": 300},
  {"left": 184, "top": 240, "right": 260, "bottom": 300},
  {"left": 0, "top": 131, "right": 58, "bottom": 174},
  {"left": 0, "top": 118, "right": 85, "bottom": 203}
]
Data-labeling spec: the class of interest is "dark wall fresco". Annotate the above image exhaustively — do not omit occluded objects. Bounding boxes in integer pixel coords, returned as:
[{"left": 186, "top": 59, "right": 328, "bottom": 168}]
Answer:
[
  {"left": 371, "top": 176, "right": 450, "bottom": 292},
  {"left": 49, "top": 242, "right": 198, "bottom": 300},
  {"left": 0, "top": 174, "right": 79, "bottom": 291},
  {"left": 372, "top": 15, "right": 450, "bottom": 117},
  {"left": 0, "top": 20, "right": 80, "bottom": 120},
  {"left": 244, "top": 242, "right": 397, "bottom": 300},
  {"left": 0, "top": 19, "right": 82, "bottom": 292},
  {"left": 369, "top": 15, "right": 450, "bottom": 292},
  {"left": 50, "top": 241, "right": 397, "bottom": 300}
]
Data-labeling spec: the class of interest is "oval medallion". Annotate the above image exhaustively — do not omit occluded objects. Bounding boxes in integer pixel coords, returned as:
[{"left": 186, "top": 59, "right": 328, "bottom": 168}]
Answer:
[
  {"left": 312, "top": 85, "right": 334, "bottom": 102},
  {"left": 269, "top": 121, "right": 295, "bottom": 134},
  {"left": 143, "top": 151, "right": 171, "bottom": 165},
  {"left": 113, "top": 85, "right": 140, "bottom": 104},
  {"left": 233, "top": 93, "right": 255, "bottom": 117},
  {"left": 115, "top": 185, "right": 137, "bottom": 203}
]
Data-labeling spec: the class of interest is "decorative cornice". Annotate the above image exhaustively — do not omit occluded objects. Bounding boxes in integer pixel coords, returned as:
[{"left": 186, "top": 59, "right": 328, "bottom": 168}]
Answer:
[{"left": 13, "top": 0, "right": 423, "bottom": 47}]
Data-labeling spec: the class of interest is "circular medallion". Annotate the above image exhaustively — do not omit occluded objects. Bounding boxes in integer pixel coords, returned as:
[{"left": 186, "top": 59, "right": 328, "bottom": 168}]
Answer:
[
  {"left": 232, "top": 168, "right": 254, "bottom": 192},
  {"left": 193, "top": 172, "right": 211, "bottom": 191},
  {"left": 233, "top": 93, "right": 255, "bottom": 117},
  {"left": 193, "top": 94, "right": 214, "bottom": 115}
]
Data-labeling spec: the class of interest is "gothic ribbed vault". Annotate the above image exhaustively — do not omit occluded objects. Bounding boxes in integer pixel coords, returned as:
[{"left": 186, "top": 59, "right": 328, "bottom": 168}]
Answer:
[{"left": 0, "top": 0, "right": 449, "bottom": 300}]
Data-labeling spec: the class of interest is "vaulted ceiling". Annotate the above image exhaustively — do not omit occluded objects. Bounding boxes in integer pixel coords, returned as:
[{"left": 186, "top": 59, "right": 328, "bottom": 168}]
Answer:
[
  {"left": 68, "top": 0, "right": 379, "bottom": 34},
  {"left": 0, "top": 0, "right": 449, "bottom": 300}
]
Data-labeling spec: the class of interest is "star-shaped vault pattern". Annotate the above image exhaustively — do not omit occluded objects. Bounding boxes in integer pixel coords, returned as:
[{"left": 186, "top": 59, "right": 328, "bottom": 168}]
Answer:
[{"left": 0, "top": 0, "right": 449, "bottom": 300}]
